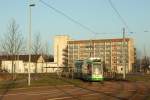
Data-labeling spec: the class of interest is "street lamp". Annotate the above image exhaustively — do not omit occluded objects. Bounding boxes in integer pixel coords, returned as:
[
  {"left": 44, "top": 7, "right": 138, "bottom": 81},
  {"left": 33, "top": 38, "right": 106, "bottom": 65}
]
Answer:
[
  {"left": 122, "top": 28, "right": 126, "bottom": 79},
  {"left": 28, "top": 3, "right": 35, "bottom": 86}
]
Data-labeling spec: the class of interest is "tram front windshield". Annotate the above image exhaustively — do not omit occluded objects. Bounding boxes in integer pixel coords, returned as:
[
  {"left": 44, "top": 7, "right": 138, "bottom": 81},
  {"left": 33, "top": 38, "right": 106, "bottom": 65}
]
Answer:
[{"left": 93, "top": 64, "right": 102, "bottom": 75}]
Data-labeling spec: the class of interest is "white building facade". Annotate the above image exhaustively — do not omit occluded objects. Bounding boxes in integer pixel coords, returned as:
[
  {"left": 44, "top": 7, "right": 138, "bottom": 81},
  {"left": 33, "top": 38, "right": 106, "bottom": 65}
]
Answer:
[
  {"left": 1, "top": 55, "right": 58, "bottom": 73},
  {"left": 54, "top": 35, "right": 70, "bottom": 67}
]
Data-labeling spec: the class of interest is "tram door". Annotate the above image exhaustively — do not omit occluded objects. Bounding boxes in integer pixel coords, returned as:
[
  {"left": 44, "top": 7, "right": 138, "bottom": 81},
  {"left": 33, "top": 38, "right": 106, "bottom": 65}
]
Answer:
[{"left": 75, "top": 61, "right": 83, "bottom": 78}]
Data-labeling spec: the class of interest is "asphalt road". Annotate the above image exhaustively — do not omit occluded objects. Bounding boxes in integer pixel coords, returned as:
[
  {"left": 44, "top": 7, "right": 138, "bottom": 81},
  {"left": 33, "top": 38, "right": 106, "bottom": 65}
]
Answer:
[{"left": 0, "top": 81, "right": 150, "bottom": 100}]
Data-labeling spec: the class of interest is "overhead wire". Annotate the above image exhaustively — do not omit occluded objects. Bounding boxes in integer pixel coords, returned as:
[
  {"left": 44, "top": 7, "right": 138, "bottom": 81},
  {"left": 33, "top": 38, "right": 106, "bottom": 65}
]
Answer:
[
  {"left": 39, "top": 0, "right": 129, "bottom": 35},
  {"left": 39, "top": 0, "right": 98, "bottom": 34},
  {"left": 108, "top": 0, "right": 130, "bottom": 31}
]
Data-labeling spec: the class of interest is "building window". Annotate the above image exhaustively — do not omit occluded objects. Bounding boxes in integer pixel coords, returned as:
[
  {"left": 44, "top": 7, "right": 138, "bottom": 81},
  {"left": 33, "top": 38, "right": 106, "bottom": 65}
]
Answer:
[
  {"left": 121, "top": 68, "right": 123, "bottom": 71},
  {"left": 24, "top": 63, "right": 27, "bottom": 66}
]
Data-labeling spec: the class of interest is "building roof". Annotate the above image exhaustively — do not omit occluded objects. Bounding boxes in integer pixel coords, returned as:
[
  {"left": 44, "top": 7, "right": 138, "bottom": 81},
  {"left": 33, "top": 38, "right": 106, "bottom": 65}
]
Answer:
[
  {"left": 68, "top": 38, "right": 132, "bottom": 44},
  {"left": 0, "top": 55, "right": 54, "bottom": 63},
  {"left": 42, "top": 55, "right": 54, "bottom": 62},
  {"left": 0, "top": 55, "right": 40, "bottom": 62}
]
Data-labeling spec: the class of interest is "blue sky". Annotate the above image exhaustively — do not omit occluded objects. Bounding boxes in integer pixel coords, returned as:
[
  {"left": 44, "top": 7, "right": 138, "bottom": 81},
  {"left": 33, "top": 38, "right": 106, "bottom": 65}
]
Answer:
[{"left": 0, "top": 0, "right": 149, "bottom": 57}]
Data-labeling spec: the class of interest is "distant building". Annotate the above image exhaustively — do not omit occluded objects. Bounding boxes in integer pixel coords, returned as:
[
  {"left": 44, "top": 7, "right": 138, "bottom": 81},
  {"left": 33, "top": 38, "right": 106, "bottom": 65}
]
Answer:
[
  {"left": 0, "top": 55, "right": 57, "bottom": 73},
  {"left": 54, "top": 35, "right": 70, "bottom": 67},
  {"left": 53, "top": 35, "right": 135, "bottom": 74}
]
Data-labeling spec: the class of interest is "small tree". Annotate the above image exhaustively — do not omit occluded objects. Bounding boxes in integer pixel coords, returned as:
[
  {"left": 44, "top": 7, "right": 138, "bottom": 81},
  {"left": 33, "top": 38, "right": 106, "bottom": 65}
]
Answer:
[
  {"left": 42, "top": 41, "right": 50, "bottom": 73},
  {"left": 1, "top": 19, "right": 24, "bottom": 79},
  {"left": 42, "top": 41, "right": 50, "bottom": 55},
  {"left": 142, "top": 56, "right": 150, "bottom": 73},
  {"left": 32, "top": 32, "right": 42, "bottom": 73}
]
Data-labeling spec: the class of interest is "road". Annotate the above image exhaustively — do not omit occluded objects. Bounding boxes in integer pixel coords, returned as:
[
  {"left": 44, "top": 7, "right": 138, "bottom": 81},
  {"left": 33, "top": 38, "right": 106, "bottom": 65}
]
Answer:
[{"left": 0, "top": 81, "right": 150, "bottom": 100}]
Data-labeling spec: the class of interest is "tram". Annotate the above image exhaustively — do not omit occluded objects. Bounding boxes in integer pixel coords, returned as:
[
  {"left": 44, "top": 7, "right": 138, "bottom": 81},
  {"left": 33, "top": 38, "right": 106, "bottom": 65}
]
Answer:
[{"left": 74, "top": 57, "right": 103, "bottom": 81}]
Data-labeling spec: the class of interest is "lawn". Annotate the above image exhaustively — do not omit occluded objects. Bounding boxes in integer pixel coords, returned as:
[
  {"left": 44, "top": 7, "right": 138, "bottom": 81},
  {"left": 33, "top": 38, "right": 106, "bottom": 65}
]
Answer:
[
  {"left": 0, "top": 73, "right": 84, "bottom": 90},
  {"left": 0, "top": 73, "right": 150, "bottom": 91}
]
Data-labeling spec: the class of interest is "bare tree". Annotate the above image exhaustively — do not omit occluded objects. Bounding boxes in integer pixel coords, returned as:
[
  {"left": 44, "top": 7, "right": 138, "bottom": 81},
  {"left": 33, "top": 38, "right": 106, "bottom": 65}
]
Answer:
[
  {"left": 32, "top": 32, "right": 42, "bottom": 73},
  {"left": 41, "top": 41, "right": 50, "bottom": 73},
  {"left": 141, "top": 56, "right": 150, "bottom": 73},
  {"left": 1, "top": 19, "right": 24, "bottom": 79},
  {"left": 32, "top": 32, "right": 42, "bottom": 55},
  {"left": 42, "top": 41, "right": 50, "bottom": 55}
]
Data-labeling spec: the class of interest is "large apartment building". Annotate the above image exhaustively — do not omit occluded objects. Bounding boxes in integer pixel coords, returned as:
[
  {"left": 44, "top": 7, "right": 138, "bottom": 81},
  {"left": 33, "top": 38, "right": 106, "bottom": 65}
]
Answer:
[
  {"left": 54, "top": 35, "right": 135, "bottom": 73},
  {"left": 54, "top": 35, "right": 70, "bottom": 67}
]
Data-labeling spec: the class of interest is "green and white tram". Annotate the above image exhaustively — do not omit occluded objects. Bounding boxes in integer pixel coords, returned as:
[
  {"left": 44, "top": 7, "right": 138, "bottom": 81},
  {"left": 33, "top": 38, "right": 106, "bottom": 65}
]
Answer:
[{"left": 74, "top": 57, "right": 103, "bottom": 81}]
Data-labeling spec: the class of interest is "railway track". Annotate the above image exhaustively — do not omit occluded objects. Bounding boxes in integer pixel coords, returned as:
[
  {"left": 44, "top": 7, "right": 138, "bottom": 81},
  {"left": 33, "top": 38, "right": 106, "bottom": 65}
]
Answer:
[
  {"left": 0, "top": 75, "right": 149, "bottom": 100},
  {"left": 50, "top": 76, "right": 126, "bottom": 99},
  {"left": 51, "top": 75, "right": 150, "bottom": 100}
]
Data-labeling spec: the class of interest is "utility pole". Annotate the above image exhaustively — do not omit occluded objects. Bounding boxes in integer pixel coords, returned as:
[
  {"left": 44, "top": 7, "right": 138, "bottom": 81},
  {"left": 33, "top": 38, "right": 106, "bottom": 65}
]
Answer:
[
  {"left": 28, "top": 2, "right": 35, "bottom": 86},
  {"left": 89, "top": 39, "right": 92, "bottom": 58},
  {"left": 122, "top": 28, "right": 126, "bottom": 79}
]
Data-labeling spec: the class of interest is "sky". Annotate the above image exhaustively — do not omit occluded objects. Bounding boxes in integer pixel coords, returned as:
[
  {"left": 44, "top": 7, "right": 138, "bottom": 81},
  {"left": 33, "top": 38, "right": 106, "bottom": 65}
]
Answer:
[{"left": 0, "top": 0, "right": 149, "bottom": 57}]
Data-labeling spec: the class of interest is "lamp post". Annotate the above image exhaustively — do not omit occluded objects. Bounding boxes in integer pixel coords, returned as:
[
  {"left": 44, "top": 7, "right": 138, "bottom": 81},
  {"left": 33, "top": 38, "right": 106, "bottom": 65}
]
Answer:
[
  {"left": 28, "top": 3, "right": 35, "bottom": 86},
  {"left": 122, "top": 28, "right": 126, "bottom": 79}
]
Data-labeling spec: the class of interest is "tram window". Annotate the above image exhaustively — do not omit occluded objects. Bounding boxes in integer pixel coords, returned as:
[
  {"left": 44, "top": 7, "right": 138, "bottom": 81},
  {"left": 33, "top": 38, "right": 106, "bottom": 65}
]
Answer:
[
  {"left": 75, "top": 62, "right": 83, "bottom": 73},
  {"left": 87, "top": 64, "right": 92, "bottom": 75}
]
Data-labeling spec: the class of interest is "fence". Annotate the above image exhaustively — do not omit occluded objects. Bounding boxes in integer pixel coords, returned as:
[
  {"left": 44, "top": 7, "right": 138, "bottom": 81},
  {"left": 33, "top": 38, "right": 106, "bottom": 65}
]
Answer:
[{"left": 103, "top": 72, "right": 123, "bottom": 80}]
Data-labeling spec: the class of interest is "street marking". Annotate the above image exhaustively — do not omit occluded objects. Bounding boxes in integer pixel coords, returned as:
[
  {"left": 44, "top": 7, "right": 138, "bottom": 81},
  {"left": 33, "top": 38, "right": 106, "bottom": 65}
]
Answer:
[
  {"left": 127, "top": 90, "right": 136, "bottom": 92},
  {"left": 48, "top": 93, "right": 99, "bottom": 100},
  {"left": 48, "top": 96, "right": 73, "bottom": 100},
  {"left": 104, "top": 91, "right": 112, "bottom": 94},
  {"left": 82, "top": 93, "right": 99, "bottom": 96}
]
